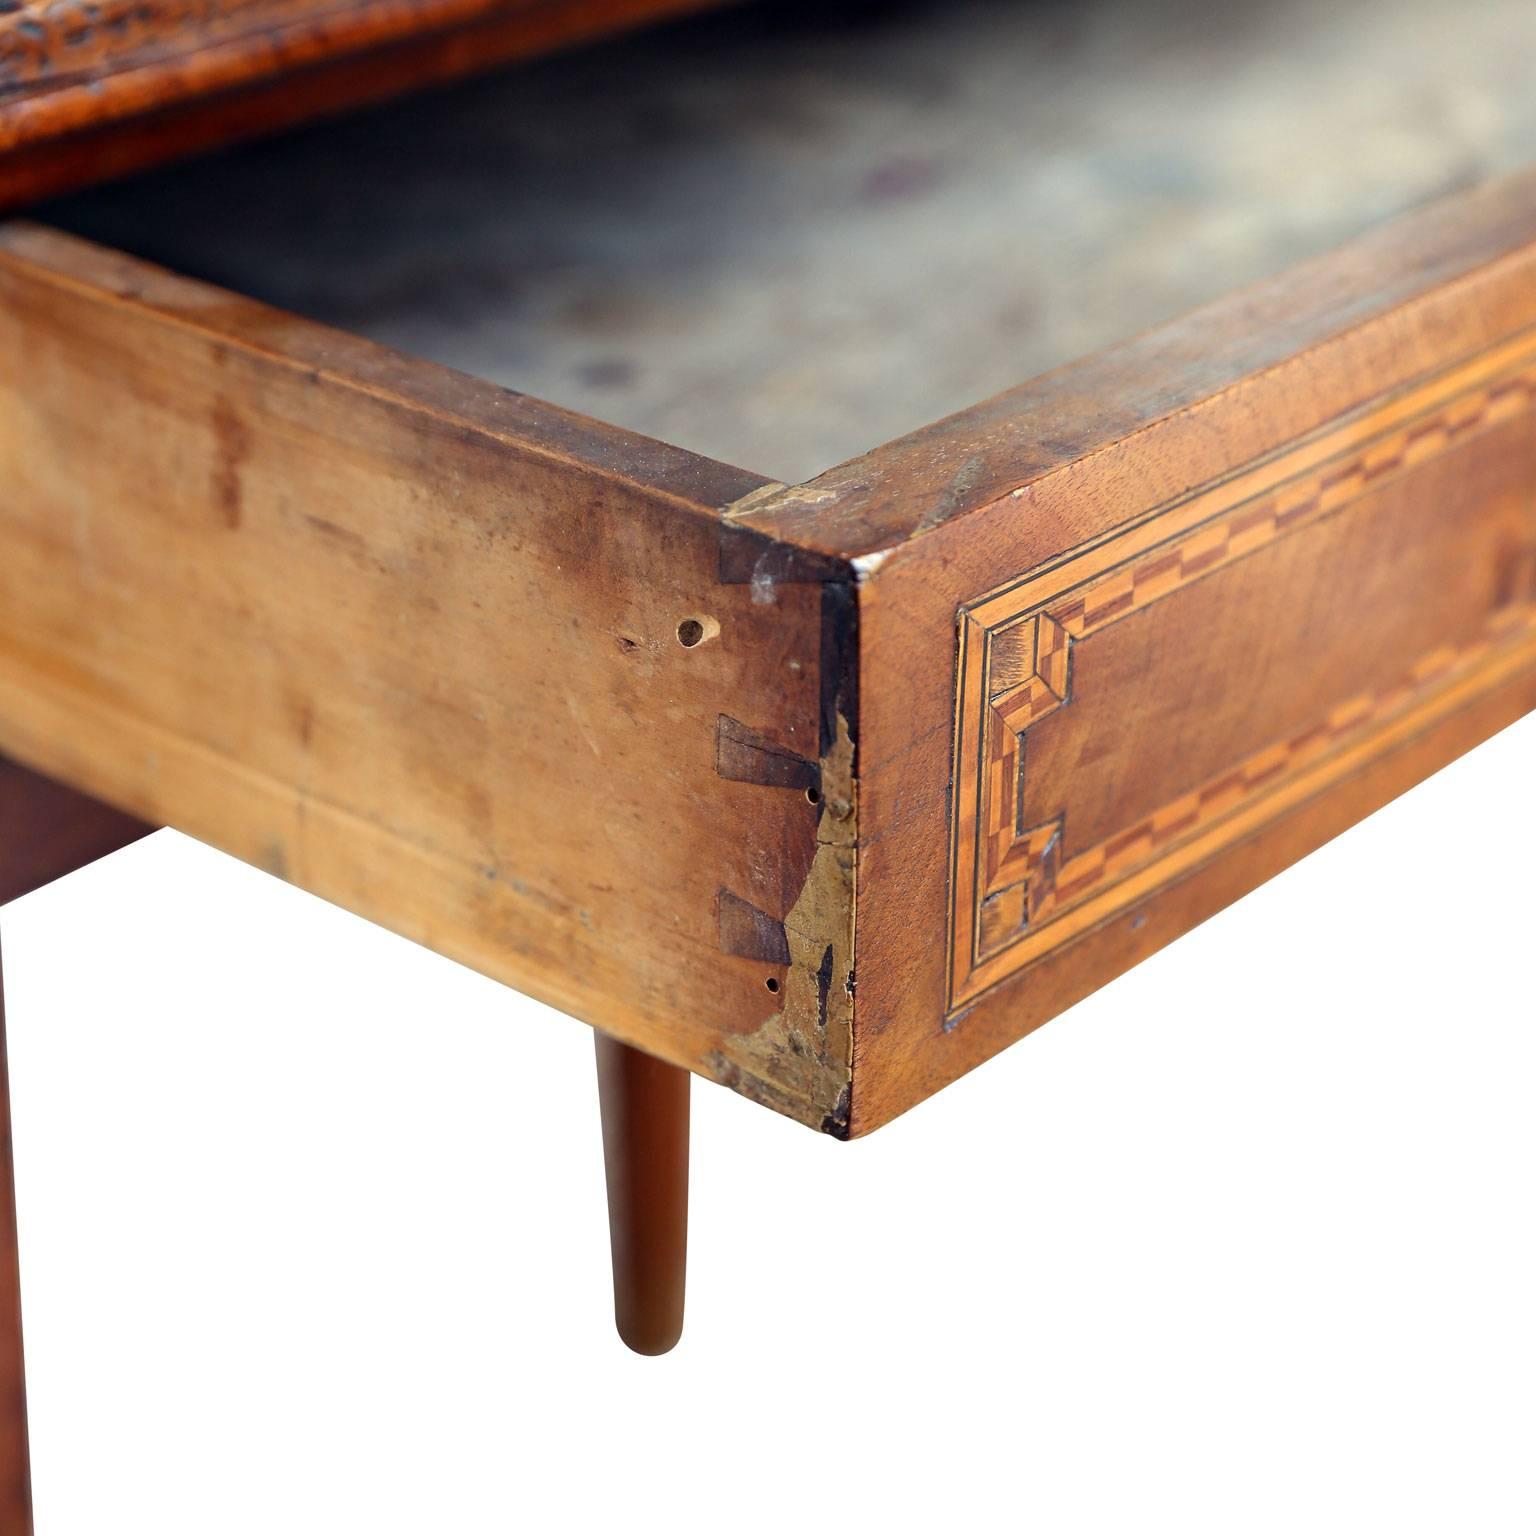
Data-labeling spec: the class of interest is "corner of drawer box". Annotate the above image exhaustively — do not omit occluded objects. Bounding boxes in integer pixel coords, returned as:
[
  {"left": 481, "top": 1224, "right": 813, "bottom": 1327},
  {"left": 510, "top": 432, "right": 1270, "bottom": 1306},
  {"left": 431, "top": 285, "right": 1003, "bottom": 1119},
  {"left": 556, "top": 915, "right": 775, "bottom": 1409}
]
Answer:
[{"left": 707, "top": 507, "right": 862, "bottom": 1139}]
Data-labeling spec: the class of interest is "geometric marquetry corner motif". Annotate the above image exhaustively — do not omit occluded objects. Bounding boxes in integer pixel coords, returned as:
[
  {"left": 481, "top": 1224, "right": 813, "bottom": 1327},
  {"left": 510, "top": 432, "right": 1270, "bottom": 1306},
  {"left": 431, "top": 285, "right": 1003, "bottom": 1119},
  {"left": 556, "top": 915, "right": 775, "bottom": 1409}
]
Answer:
[
  {"left": 947, "top": 337, "right": 1536, "bottom": 1018},
  {"left": 976, "top": 614, "right": 1071, "bottom": 958}
]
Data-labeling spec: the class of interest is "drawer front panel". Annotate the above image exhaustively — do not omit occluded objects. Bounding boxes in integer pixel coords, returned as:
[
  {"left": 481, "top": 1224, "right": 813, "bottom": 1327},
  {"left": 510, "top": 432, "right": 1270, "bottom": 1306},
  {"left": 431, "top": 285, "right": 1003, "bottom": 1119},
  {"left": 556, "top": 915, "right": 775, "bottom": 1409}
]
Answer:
[
  {"left": 731, "top": 171, "right": 1536, "bottom": 1132},
  {"left": 948, "top": 338, "right": 1536, "bottom": 1014}
]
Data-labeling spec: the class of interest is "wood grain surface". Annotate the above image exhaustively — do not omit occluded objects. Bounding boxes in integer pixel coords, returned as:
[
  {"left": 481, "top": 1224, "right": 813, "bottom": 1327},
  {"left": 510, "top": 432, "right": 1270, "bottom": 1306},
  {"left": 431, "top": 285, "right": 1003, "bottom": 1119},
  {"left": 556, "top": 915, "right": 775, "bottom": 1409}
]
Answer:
[
  {"left": 8, "top": 174, "right": 1536, "bottom": 1134},
  {"left": 734, "top": 170, "right": 1536, "bottom": 1133},
  {"left": 7, "top": 29, "right": 1536, "bottom": 1136},
  {"left": 0, "top": 223, "right": 855, "bottom": 1133},
  {"left": 0, "top": 0, "right": 727, "bottom": 207}
]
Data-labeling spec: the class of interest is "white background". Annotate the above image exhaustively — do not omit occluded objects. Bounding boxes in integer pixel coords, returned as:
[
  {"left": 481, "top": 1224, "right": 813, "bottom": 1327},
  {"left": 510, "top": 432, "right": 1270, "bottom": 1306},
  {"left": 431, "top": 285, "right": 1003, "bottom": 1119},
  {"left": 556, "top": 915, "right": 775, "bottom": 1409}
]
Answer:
[{"left": 3, "top": 712, "right": 1533, "bottom": 1533}]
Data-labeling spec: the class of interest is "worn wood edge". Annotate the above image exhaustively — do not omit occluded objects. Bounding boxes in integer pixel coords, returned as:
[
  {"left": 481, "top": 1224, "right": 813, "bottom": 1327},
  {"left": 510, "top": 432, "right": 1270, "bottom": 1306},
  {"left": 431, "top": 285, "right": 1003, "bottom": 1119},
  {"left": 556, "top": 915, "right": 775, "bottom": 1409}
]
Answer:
[
  {"left": 0, "top": 606, "right": 859, "bottom": 1136},
  {"left": 0, "top": 221, "right": 769, "bottom": 515},
  {"left": 0, "top": 0, "right": 529, "bottom": 92},
  {"left": 14, "top": 174, "right": 1536, "bottom": 1137},
  {"left": 726, "top": 169, "right": 1536, "bottom": 562},
  {"left": 844, "top": 653, "right": 1536, "bottom": 1137},
  {"left": 0, "top": 0, "right": 727, "bottom": 155},
  {"left": 743, "top": 165, "right": 1536, "bottom": 1135},
  {"left": 0, "top": 222, "right": 861, "bottom": 1134},
  {"left": 705, "top": 579, "right": 859, "bottom": 1136},
  {"left": 0, "top": 0, "right": 731, "bottom": 210}
]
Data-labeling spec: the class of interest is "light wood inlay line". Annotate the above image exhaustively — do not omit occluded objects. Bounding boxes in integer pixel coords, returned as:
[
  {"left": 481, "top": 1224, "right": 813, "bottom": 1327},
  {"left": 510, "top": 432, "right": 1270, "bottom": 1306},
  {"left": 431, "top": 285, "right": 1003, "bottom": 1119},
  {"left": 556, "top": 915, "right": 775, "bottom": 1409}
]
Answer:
[{"left": 947, "top": 339, "right": 1536, "bottom": 1016}]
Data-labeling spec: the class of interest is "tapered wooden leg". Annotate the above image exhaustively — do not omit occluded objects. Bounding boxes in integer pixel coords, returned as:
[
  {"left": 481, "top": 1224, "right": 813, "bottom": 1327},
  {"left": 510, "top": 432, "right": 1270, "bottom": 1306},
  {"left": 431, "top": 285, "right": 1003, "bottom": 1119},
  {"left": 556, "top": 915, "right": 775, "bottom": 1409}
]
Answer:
[
  {"left": 0, "top": 942, "right": 31, "bottom": 1535},
  {"left": 594, "top": 1033, "right": 689, "bottom": 1355},
  {"left": 0, "top": 753, "right": 153, "bottom": 1531}
]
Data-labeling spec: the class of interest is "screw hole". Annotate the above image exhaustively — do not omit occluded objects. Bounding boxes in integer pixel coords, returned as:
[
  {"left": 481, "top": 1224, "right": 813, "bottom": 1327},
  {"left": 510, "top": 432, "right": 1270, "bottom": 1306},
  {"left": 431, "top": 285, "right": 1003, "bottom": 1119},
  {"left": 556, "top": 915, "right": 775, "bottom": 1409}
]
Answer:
[
  {"left": 676, "top": 619, "right": 705, "bottom": 647},
  {"left": 805, "top": 785, "right": 821, "bottom": 804},
  {"left": 765, "top": 976, "right": 780, "bottom": 993}
]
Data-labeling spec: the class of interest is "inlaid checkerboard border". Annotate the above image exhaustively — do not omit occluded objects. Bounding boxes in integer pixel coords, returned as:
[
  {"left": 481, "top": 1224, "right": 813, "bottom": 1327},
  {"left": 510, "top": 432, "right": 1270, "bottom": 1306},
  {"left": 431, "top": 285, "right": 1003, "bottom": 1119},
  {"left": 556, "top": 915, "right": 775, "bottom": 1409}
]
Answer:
[{"left": 947, "top": 333, "right": 1536, "bottom": 1017}]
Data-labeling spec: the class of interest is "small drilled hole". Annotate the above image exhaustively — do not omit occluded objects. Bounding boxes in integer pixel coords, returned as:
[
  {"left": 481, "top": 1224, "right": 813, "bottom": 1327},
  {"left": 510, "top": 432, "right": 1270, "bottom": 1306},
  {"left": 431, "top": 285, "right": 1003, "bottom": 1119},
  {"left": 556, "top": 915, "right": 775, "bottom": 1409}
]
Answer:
[
  {"left": 765, "top": 976, "right": 780, "bottom": 993},
  {"left": 805, "top": 785, "right": 821, "bottom": 804},
  {"left": 676, "top": 619, "right": 705, "bottom": 647}
]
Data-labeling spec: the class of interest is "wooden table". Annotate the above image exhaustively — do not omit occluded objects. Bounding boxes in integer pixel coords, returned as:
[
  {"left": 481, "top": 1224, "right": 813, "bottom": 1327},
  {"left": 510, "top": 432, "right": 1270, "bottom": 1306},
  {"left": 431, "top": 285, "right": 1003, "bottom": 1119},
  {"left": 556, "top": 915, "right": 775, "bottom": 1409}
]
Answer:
[{"left": 3, "top": 0, "right": 1536, "bottom": 1519}]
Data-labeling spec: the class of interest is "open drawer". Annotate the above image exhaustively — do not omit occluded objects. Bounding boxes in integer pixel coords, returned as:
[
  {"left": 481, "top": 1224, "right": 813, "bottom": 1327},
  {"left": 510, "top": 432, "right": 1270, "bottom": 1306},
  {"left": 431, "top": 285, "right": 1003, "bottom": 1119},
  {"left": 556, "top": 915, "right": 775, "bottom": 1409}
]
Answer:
[{"left": 4, "top": 0, "right": 1536, "bottom": 1151}]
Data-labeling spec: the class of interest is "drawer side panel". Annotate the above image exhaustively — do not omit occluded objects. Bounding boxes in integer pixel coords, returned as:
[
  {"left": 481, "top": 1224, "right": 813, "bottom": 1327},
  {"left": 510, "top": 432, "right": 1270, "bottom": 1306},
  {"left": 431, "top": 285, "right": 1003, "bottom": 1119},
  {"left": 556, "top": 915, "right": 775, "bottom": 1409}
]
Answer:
[{"left": 0, "top": 224, "right": 853, "bottom": 1130}]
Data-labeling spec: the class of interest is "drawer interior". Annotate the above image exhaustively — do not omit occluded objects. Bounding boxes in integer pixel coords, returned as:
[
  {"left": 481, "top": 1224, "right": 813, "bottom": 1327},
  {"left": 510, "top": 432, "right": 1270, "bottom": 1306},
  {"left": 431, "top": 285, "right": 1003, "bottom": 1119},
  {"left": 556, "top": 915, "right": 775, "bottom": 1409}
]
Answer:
[{"left": 37, "top": 0, "right": 1536, "bottom": 484}]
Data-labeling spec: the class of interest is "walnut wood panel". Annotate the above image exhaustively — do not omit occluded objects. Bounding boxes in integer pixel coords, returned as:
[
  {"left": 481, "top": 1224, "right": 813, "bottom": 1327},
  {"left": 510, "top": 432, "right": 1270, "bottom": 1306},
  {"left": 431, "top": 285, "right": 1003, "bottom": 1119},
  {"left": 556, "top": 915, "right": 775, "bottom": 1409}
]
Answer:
[
  {"left": 0, "top": 223, "right": 855, "bottom": 1133},
  {"left": 731, "top": 170, "right": 1536, "bottom": 1134},
  {"left": 0, "top": 0, "right": 727, "bottom": 209}
]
